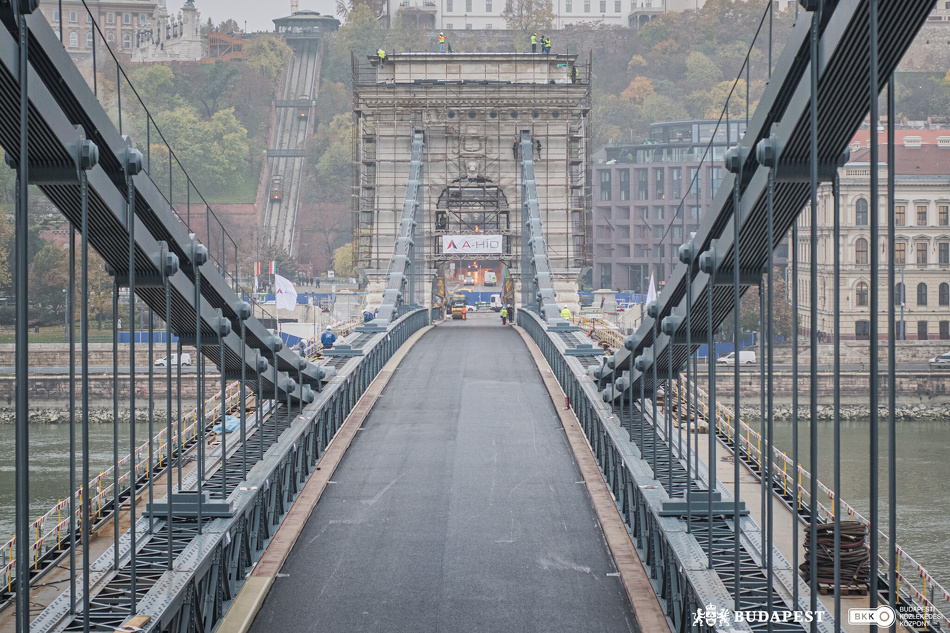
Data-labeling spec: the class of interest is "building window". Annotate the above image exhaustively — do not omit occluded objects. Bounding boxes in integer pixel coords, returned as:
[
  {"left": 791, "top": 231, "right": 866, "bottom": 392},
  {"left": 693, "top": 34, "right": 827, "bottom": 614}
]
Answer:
[
  {"left": 855, "top": 320, "right": 871, "bottom": 340},
  {"left": 615, "top": 0, "right": 621, "bottom": 10},
  {"left": 918, "top": 321, "right": 929, "bottom": 341},
  {"left": 486, "top": 23, "right": 492, "bottom": 28},
  {"left": 855, "top": 238, "right": 868, "bottom": 265},
  {"left": 85, "top": 31, "right": 93, "bottom": 48},
  {"left": 917, "top": 205, "right": 928, "bottom": 226},
  {"left": 466, "top": 0, "right": 473, "bottom": 11},
  {"left": 636, "top": 169, "right": 648, "bottom": 200},
  {"left": 107, "top": 12, "right": 115, "bottom": 23},
  {"left": 895, "top": 205, "right": 905, "bottom": 226},
  {"left": 465, "top": 23, "right": 473, "bottom": 28},
  {"left": 688, "top": 167, "right": 701, "bottom": 199},
  {"left": 618, "top": 169, "right": 630, "bottom": 201},
  {"left": 600, "top": 0, "right": 606, "bottom": 10},
  {"left": 122, "top": 33, "right": 131, "bottom": 48},
  {"left": 855, "top": 198, "right": 868, "bottom": 225},
  {"left": 856, "top": 282, "right": 868, "bottom": 306},
  {"left": 599, "top": 170, "right": 611, "bottom": 201},
  {"left": 584, "top": 0, "right": 591, "bottom": 11},
  {"left": 600, "top": 263, "right": 612, "bottom": 289},
  {"left": 917, "top": 241, "right": 928, "bottom": 264},
  {"left": 52, "top": 10, "right": 59, "bottom": 21},
  {"left": 941, "top": 242, "right": 950, "bottom": 264},
  {"left": 447, "top": 0, "right": 453, "bottom": 11},
  {"left": 123, "top": 13, "right": 131, "bottom": 24},
  {"left": 566, "top": 0, "right": 572, "bottom": 10},
  {"left": 895, "top": 282, "right": 905, "bottom": 306},
  {"left": 672, "top": 226, "right": 683, "bottom": 242},
  {"left": 940, "top": 205, "right": 949, "bottom": 226},
  {"left": 69, "top": 31, "right": 78, "bottom": 47},
  {"left": 895, "top": 242, "right": 906, "bottom": 264},
  {"left": 445, "top": 22, "right": 453, "bottom": 28},
  {"left": 107, "top": 32, "right": 115, "bottom": 43},
  {"left": 710, "top": 166, "right": 722, "bottom": 198},
  {"left": 940, "top": 282, "right": 950, "bottom": 306},
  {"left": 941, "top": 321, "right": 950, "bottom": 340},
  {"left": 140, "top": 13, "right": 147, "bottom": 24},
  {"left": 653, "top": 206, "right": 664, "bottom": 220},
  {"left": 70, "top": 10, "right": 77, "bottom": 22},
  {"left": 654, "top": 168, "right": 664, "bottom": 200},
  {"left": 917, "top": 282, "right": 928, "bottom": 306},
  {"left": 671, "top": 167, "right": 682, "bottom": 200},
  {"left": 86, "top": 12, "right": 92, "bottom": 23}
]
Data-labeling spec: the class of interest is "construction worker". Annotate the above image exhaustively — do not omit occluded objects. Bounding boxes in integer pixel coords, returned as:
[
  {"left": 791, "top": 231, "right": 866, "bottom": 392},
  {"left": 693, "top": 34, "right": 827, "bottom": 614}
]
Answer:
[
  {"left": 320, "top": 327, "right": 337, "bottom": 349},
  {"left": 439, "top": 32, "right": 445, "bottom": 52},
  {"left": 531, "top": 32, "right": 537, "bottom": 53},
  {"left": 500, "top": 305, "right": 508, "bottom": 326},
  {"left": 560, "top": 305, "right": 572, "bottom": 322},
  {"left": 543, "top": 35, "right": 551, "bottom": 53},
  {"left": 377, "top": 48, "right": 386, "bottom": 63},
  {"left": 540, "top": 35, "right": 546, "bottom": 53}
]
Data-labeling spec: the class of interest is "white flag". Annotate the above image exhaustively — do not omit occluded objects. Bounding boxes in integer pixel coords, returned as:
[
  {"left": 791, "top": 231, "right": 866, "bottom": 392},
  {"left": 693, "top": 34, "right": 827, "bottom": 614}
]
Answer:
[
  {"left": 254, "top": 274, "right": 259, "bottom": 293},
  {"left": 645, "top": 274, "right": 657, "bottom": 306},
  {"left": 274, "top": 274, "right": 297, "bottom": 311}
]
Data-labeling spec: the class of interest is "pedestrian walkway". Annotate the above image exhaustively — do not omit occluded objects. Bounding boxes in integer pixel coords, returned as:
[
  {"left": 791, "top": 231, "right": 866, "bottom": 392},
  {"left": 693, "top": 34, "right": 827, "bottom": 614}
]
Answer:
[{"left": 248, "top": 314, "right": 639, "bottom": 632}]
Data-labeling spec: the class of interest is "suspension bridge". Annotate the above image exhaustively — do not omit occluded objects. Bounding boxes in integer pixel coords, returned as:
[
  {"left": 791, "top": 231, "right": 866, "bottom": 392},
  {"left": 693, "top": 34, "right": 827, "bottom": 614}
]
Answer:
[{"left": 0, "top": 1, "right": 946, "bottom": 632}]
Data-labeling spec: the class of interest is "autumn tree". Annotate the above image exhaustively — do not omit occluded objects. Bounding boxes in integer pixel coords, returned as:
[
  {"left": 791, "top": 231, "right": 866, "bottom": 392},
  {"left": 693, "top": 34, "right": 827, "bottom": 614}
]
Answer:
[
  {"left": 332, "top": 242, "right": 355, "bottom": 278},
  {"left": 335, "top": 0, "right": 387, "bottom": 20},
  {"left": 502, "top": 0, "right": 553, "bottom": 37},
  {"left": 323, "top": 6, "right": 383, "bottom": 85},
  {"left": 621, "top": 76, "right": 655, "bottom": 105},
  {"left": 29, "top": 244, "right": 68, "bottom": 309},
  {"left": 243, "top": 35, "right": 293, "bottom": 88}
]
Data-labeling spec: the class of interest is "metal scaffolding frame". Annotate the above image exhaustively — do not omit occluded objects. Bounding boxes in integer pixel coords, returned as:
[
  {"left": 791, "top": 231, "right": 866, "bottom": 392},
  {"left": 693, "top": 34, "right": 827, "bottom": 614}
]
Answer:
[{"left": 352, "top": 52, "right": 592, "bottom": 287}]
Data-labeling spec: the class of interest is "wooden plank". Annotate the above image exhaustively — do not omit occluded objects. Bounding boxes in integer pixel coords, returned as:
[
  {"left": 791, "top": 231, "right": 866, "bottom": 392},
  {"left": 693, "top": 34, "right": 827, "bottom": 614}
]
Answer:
[{"left": 114, "top": 614, "right": 151, "bottom": 632}]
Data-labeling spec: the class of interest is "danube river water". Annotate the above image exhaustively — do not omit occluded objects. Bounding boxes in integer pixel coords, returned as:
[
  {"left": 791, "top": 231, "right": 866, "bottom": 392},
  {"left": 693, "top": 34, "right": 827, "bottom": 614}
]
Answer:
[{"left": 0, "top": 419, "right": 948, "bottom": 587}]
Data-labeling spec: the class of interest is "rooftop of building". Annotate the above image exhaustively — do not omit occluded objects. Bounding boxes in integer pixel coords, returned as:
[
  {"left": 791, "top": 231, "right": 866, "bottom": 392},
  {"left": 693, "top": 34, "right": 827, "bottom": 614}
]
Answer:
[{"left": 848, "top": 143, "right": 950, "bottom": 176}]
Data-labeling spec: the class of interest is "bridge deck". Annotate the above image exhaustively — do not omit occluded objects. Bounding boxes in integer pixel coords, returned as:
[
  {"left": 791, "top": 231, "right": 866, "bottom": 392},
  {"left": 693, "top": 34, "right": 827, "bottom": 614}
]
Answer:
[{"left": 248, "top": 313, "right": 639, "bottom": 632}]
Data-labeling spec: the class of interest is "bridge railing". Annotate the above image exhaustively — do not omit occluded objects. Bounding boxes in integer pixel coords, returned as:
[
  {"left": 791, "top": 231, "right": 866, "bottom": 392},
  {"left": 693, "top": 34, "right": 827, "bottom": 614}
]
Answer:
[
  {"left": 0, "top": 381, "right": 246, "bottom": 593},
  {"left": 682, "top": 378, "right": 950, "bottom": 629}
]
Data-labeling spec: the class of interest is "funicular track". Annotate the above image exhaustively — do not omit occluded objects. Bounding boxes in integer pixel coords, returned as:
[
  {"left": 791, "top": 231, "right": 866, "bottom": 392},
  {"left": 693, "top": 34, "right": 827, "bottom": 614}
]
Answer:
[{"left": 263, "top": 40, "right": 321, "bottom": 255}]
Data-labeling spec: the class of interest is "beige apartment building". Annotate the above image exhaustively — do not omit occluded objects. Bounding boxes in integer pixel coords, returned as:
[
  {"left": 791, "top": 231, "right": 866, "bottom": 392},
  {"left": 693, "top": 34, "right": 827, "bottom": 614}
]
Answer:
[
  {"left": 796, "top": 132, "right": 950, "bottom": 341},
  {"left": 38, "top": 1, "right": 156, "bottom": 59}
]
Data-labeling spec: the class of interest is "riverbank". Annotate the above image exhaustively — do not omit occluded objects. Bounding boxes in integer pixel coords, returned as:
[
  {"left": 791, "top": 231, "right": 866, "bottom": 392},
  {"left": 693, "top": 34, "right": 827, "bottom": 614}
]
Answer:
[
  {"left": 738, "top": 402, "right": 950, "bottom": 421},
  {"left": 0, "top": 404, "right": 196, "bottom": 424}
]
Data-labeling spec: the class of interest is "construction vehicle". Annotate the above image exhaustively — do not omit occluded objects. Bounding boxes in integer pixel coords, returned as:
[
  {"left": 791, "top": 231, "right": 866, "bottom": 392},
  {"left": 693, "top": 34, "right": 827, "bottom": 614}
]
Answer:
[{"left": 451, "top": 292, "right": 468, "bottom": 320}]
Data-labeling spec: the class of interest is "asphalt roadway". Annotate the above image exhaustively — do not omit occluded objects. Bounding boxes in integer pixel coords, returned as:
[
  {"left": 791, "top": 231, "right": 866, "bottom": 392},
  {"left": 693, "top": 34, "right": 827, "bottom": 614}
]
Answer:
[{"left": 248, "top": 312, "right": 639, "bottom": 633}]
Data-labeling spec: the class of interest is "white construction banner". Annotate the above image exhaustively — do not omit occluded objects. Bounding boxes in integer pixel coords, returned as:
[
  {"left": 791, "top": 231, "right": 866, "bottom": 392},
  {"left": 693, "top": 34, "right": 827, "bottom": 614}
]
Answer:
[
  {"left": 442, "top": 235, "right": 503, "bottom": 254},
  {"left": 274, "top": 274, "right": 298, "bottom": 311}
]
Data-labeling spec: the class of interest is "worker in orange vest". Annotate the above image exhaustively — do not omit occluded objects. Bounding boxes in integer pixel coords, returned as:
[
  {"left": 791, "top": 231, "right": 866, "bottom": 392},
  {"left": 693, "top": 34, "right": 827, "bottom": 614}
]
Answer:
[{"left": 439, "top": 32, "right": 446, "bottom": 52}]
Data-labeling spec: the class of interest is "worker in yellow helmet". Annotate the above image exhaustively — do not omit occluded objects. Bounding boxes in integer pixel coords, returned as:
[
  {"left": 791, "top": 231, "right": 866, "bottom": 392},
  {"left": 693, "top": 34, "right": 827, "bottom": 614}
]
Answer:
[
  {"left": 377, "top": 48, "right": 386, "bottom": 63},
  {"left": 531, "top": 32, "right": 537, "bottom": 53},
  {"left": 560, "top": 305, "right": 572, "bottom": 321}
]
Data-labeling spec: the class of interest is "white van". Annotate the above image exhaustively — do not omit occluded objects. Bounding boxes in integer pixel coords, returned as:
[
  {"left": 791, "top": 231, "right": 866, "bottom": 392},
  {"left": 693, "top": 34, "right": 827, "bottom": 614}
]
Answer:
[
  {"left": 717, "top": 350, "right": 756, "bottom": 366},
  {"left": 490, "top": 294, "right": 503, "bottom": 312}
]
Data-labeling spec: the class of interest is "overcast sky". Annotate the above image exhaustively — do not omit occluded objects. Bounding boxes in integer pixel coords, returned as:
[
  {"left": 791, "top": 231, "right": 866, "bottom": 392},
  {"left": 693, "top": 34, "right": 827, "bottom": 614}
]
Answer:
[{"left": 191, "top": 0, "right": 339, "bottom": 33}]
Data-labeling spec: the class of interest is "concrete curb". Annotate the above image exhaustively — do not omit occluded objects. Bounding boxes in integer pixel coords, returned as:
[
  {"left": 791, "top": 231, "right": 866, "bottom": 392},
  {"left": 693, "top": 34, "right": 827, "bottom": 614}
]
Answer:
[
  {"left": 514, "top": 325, "right": 672, "bottom": 633},
  {"left": 216, "top": 325, "right": 435, "bottom": 633}
]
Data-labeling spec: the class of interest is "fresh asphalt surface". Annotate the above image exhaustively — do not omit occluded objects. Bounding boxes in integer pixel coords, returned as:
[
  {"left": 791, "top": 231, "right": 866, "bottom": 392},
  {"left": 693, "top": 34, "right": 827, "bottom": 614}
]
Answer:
[{"left": 248, "top": 312, "right": 639, "bottom": 633}]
